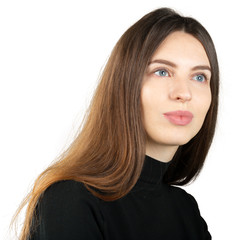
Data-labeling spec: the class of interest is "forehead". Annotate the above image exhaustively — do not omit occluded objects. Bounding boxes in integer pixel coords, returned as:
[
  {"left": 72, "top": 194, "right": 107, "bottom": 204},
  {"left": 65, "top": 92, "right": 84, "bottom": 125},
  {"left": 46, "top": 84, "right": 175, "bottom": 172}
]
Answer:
[{"left": 151, "top": 31, "right": 210, "bottom": 67}]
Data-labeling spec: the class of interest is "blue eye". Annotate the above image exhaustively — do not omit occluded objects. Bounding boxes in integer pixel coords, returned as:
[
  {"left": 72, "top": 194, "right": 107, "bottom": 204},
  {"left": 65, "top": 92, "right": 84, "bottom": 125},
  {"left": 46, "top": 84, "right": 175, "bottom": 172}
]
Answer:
[
  {"left": 155, "top": 69, "right": 169, "bottom": 77},
  {"left": 193, "top": 74, "right": 206, "bottom": 82}
]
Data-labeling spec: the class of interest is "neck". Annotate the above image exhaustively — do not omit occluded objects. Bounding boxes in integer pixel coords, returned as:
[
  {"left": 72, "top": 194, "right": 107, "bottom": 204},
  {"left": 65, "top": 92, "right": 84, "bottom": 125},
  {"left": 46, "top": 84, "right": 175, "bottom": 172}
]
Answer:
[{"left": 145, "top": 142, "right": 178, "bottom": 163}]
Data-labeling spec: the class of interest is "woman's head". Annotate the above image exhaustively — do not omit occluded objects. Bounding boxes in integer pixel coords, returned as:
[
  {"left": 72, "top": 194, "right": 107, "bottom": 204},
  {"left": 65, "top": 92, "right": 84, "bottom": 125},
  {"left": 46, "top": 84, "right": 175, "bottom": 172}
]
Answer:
[{"left": 98, "top": 7, "right": 219, "bottom": 183}]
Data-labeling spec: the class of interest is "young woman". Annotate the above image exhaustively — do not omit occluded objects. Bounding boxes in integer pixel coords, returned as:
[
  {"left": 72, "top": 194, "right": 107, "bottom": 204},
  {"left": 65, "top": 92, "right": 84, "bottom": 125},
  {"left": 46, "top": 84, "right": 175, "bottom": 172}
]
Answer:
[{"left": 15, "top": 7, "right": 219, "bottom": 240}]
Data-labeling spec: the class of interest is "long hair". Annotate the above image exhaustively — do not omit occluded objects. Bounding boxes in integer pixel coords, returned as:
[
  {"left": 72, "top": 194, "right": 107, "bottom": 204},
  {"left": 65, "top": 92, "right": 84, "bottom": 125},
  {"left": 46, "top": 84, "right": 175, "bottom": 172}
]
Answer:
[{"left": 14, "top": 7, "right": 219, "bottom": 239}]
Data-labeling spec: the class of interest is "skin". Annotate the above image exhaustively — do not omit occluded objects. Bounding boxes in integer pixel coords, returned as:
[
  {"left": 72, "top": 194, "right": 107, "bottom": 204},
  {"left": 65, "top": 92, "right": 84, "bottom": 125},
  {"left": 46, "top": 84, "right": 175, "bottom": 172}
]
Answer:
[{"left": 141, "top": 31, "right": 212, "bottom": 163}]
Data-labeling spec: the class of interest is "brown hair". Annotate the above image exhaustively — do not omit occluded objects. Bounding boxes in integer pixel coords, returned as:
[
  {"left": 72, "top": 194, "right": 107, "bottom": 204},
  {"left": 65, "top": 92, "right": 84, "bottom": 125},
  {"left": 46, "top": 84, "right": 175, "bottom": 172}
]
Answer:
[{"left": 14, "top": 7, "right": 219, "bottom": 239}]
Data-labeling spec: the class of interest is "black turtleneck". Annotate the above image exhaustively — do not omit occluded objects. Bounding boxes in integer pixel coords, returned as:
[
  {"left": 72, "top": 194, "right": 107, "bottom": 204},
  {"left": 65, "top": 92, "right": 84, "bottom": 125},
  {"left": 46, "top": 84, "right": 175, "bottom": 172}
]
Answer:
[{"left": 30, "top": 155, "right": 211, "bottom": 240}]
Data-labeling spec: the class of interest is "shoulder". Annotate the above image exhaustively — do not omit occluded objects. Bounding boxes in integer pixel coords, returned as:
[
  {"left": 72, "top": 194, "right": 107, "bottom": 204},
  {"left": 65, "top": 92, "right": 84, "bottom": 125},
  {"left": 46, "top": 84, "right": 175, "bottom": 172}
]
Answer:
[
  {"left": 168, "top": 184, "right": 195, "bottom": 199},
  {"left": 33, "top": 181, "right": 104, "bottom": 239},
  {"left": 42, "top": 180, "right": 93, "bottom": 199},
  {"left": 167, "top": 185, "right": 211, "bottom": 238},
  {"left": 40, "top": 180, "right": 97, "bottom": 205},
  {"left": 168, "top": 185, "right": 200, "bottom": 212},
  {"left": 44, "top": 180, "right": 89, "bottom": 195},
  {"left": 39, "top": 180, "right": 100, "bottom": 214}
]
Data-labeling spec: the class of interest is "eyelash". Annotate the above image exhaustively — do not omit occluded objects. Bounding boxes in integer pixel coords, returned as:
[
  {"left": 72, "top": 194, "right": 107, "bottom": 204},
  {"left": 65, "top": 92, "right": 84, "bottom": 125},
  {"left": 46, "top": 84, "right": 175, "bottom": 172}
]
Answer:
[
  {"left": 154, "top": 68, "right": 170, "bottom": 77},
  {"left": 153, "top": 69, "right": 209, "bottom": 83},
  {"left": 192, "top": 73, "right": 208, "bottom": 83}
]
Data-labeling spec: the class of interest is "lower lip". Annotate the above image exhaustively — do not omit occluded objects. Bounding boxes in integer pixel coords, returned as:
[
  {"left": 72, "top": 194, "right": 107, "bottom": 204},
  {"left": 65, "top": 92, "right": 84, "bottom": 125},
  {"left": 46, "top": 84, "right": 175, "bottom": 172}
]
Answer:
[{"left": 163, "top": 111, "right": 193, "bottom": 126}]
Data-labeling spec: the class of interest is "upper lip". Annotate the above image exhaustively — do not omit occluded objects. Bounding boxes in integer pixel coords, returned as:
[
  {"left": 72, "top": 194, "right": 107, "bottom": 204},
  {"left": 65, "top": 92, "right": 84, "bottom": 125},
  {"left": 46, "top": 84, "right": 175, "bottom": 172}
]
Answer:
[{"left": 163, "top": 111, "right": 193, "bottom": 118}]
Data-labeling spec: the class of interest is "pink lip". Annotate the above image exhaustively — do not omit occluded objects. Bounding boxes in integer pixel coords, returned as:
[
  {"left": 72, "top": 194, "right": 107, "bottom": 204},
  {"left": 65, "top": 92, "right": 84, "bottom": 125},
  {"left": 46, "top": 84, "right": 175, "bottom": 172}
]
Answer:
[{"left": 163, "top": 111, "right": 193, "bottom": 126}]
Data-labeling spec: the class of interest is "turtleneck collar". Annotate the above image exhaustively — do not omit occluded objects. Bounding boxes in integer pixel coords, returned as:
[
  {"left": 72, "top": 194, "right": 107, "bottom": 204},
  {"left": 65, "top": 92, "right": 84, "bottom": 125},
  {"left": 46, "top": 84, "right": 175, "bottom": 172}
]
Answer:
[{"left": 138, "top": 155, "right": 171, "bottom": 184}]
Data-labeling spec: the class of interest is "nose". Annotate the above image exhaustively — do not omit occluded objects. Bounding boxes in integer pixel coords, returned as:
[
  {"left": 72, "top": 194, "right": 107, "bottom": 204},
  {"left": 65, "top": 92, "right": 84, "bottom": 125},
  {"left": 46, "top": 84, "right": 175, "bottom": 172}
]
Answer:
[{"left": 169, "top": 80, "right": 192, "bottom": 102}]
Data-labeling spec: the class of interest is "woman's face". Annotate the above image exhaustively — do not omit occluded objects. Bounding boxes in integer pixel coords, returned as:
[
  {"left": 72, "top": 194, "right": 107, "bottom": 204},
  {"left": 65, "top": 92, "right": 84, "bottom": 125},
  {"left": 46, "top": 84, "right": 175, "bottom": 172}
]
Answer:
[{"left": 141, "top": 31, "right": 211, "bottom": 154}]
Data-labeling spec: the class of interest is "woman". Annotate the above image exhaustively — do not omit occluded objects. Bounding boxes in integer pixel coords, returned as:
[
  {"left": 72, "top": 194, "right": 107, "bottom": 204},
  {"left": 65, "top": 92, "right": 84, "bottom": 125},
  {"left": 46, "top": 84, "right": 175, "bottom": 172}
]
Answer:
[{"left": 15, "top": 7, "right": 219, "bottom": 239}]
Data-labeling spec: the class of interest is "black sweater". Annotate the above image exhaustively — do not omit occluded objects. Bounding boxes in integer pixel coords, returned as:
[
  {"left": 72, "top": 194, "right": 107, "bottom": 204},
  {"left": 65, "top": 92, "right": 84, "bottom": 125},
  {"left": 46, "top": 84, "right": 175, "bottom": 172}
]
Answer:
[{"left": 30, "top": 155, "right": 211, "bottom": 239}]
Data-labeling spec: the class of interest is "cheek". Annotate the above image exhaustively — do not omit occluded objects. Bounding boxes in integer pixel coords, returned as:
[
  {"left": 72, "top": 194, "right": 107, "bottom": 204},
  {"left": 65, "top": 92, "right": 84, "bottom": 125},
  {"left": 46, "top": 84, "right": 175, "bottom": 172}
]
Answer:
[
  {"left": 140, "top": 84, "right": 159, "bottom": 129},
  {"left": 141, "top": 81, "right": 166, "bottom": 108},
  {"left": 195, "top": 88, "right": 212, "bottom": 122},
  {"left": 203, "top": 89, "right": 212, "bottom": 115},
  {"left": 141, "top": 84, "right": 155, "bottom": 113}
]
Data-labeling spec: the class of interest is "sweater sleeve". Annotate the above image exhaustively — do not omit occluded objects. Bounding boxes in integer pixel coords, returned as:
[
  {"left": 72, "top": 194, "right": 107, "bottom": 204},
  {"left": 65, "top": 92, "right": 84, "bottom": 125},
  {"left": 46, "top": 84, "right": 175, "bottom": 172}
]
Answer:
[
  {"left": 30, "top": 180, "right": 104, "bottom": 240},
  {"left": 187, "top": 193, "right": 212, "bottom": 240}
]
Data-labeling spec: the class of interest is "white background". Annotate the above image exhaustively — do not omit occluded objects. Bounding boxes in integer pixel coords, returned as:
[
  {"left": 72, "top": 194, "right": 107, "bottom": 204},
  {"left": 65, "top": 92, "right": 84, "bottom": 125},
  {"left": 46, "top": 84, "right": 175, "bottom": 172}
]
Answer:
[{"left": 1, "top": 0, "right": 248, "bottom": 239}]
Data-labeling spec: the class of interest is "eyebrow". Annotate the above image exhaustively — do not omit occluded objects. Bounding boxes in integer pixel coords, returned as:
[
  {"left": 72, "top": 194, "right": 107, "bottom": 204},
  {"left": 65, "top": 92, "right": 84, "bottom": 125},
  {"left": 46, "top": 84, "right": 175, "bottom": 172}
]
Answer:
[{"left": 148, "top": 59, "right": 211, "bottom": 72}]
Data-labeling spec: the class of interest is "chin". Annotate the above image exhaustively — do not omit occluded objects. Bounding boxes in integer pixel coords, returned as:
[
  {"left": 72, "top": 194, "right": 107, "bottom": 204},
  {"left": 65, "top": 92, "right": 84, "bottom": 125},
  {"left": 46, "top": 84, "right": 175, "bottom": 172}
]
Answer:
[
  {"left": 165, "top": 140, "right": 190, "bottom": 147},
  {"left": 169, "top": 130, "right": 200, "bottom": 145},
  {"left": 159, "top": 134, "right": 195, "bottom": 146},
  {"left": 146, "top": 130, "right": 198, "bottom": 149}
]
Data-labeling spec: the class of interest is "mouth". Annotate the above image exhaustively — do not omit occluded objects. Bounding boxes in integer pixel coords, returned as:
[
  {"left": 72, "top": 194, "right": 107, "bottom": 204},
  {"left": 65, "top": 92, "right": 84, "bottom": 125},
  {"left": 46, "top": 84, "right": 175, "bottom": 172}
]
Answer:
[{"left": 163, "top": 111, "right": 193, "bottom": 126}]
